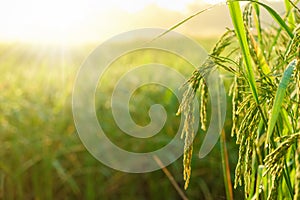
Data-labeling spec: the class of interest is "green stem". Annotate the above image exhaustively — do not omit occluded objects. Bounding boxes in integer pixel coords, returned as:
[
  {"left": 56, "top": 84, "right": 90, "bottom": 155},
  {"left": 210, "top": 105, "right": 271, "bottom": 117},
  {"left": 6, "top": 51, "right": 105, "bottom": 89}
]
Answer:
[
  {"left": 284, "top": 0, "right": 296, "bottom": 29},
  {"left": 220, "top": 130, "right": 234, "bottom": 200},
  {"left": 228, "top": 1, "right": 258, "bottom": 101},
  {"left": 255, "top": 165, "right": 264, "bottom": 199},
  {"left": 252, "top": 2, "right": 264, "bottom": 54},
  {"left": 248, "top": 152, "right": 257, "bottom": 199},
  {"left": 227, "top": 1, "right": 267, "bottom": 125}
]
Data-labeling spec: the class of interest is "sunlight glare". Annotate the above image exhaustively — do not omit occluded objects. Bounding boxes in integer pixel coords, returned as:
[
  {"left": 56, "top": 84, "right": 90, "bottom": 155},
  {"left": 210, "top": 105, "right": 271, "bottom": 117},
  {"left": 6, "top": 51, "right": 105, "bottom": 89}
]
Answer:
[
  {"left": 0, "top": 0, "right": 228, "bottom": 44},
  {"left": 201, "top": 0, "right": 226, "bottom": 5},
  {"left": 0, "top": 0, "right": 87, "bottom": 44}
]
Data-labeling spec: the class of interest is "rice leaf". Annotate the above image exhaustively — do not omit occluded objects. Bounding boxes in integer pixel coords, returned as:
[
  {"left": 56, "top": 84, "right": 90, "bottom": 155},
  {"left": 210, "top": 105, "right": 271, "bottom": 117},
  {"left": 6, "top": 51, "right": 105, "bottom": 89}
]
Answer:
[
  {"left": 150, "top": 4, "right": 221, "bottom": 42},
  {"left": 228, "top": 1, "right": 260, "bottom": 105},
  {"left": 265, "top": 59, "right": 298, "bottom": 146}
]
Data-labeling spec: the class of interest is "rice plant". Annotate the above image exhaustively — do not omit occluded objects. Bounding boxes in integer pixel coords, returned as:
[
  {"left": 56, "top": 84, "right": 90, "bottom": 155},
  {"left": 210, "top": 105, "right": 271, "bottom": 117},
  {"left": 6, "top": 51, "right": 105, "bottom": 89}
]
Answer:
[
  {"left": 175, "top": 0, "right": 300, "bottom": 199},
  {"left": 1, "top": 1, "right": 299, "bottom": 199}
]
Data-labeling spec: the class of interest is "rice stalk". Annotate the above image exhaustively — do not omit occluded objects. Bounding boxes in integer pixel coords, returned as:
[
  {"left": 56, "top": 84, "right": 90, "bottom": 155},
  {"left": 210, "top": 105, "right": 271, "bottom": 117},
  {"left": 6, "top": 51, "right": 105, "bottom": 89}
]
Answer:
[
  {"left": 177, "top": 29, "right": 237, "bottom": 189},
  {"left": 228, "top": 1, "right": 260, "bottom": 108},
  {"left": 199, "top": 78, "right": 207, "bottom": 131},
  {"left": 164, "top": 0, "right": 299, "bottom": 196},
  {"left": 252, "top": 2, "right": 264, "bottom": 54},
  {"left": 264, "top": 133, "right": 300, "bottom": 176},
  {"left": 243, "top": 0, "right": 294, "bottom": 38},
  {"left": 220, "top": 129, "right": 234, "bottom": 200},
  {"left": 176, "top": 83, "right": 196, "bottom": 190}
]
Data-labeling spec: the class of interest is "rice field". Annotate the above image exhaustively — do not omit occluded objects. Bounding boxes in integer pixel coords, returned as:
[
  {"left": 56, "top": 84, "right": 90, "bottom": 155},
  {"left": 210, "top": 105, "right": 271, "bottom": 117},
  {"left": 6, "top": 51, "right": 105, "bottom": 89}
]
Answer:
[
  {"left": 1, "top": 1, "right": 299, "bottom": 199},
  {"left": 0, "top": 39, "right": 243, "bottom": 199}
]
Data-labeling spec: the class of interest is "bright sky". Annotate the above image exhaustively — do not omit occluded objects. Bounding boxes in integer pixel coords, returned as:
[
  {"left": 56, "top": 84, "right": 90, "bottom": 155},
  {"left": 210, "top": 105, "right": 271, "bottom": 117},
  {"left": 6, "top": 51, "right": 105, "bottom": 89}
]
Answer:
[
  {"left": 0, "top": 0, "right": 228, "bottom": 44},
  {"left": 0, "top": 0, "right": 281, "bottom": 44}
]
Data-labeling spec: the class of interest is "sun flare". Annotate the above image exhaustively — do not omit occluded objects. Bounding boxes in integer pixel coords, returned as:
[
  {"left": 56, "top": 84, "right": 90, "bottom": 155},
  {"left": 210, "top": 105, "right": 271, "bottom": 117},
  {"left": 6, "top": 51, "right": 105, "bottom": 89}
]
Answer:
[
  {"left": 0, "top": 0, "right": 238, "bottom": 44},
  {"left": 0, "top": 0, "right": 89, "bottom": 44}
]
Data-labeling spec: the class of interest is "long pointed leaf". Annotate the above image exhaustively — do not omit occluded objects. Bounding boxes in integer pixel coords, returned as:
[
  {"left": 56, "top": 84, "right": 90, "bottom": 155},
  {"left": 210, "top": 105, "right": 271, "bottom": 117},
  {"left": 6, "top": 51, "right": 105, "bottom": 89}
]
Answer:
[
  {"left": 265, "top": 59, "right": 298, "bottom": 146},
  {"left": 228, "top": 1, "right": 260, "bottom": 106},
  {"left": 150, "top": 4, "right": 221, "bottom": 42}
]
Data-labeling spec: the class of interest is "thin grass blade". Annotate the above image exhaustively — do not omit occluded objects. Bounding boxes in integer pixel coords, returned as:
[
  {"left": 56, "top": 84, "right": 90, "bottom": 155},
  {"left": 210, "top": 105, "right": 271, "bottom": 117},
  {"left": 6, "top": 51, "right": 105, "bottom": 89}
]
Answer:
[{"left": 150, "top": 4, "right": 222, "bottom": 42}]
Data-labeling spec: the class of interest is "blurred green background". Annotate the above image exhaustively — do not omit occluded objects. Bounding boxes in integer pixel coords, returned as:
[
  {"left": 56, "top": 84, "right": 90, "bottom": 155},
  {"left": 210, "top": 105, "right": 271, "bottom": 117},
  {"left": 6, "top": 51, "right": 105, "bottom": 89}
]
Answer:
[{"left": 0, "top": 39, "right": 244, "bottom": 199}]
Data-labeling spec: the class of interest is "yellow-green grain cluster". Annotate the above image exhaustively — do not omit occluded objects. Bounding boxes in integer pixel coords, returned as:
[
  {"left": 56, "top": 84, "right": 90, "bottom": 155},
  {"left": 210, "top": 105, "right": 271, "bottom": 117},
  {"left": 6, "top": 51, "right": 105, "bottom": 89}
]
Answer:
[
  {"left": 175, "top": 2, "right": 299, "bottom": 197},
  {"left": 177, "top": 72, "right": 200, "bottom": 190},
  {"left": 264, "top": 134, "right": 300, "bottom": 176},
  {"left": 177, "top": 29, "right": 237, "bottom": 189},
  {"left": 199, "top": 78, "right": 207, "bottom": 131}
]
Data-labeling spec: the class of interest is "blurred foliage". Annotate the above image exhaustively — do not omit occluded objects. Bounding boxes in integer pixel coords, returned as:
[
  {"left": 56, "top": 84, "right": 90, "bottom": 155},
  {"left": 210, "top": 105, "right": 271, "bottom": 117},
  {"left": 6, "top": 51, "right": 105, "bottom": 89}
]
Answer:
[{"left": 0, "top": 39, "right": 242, "bottom": 199}]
